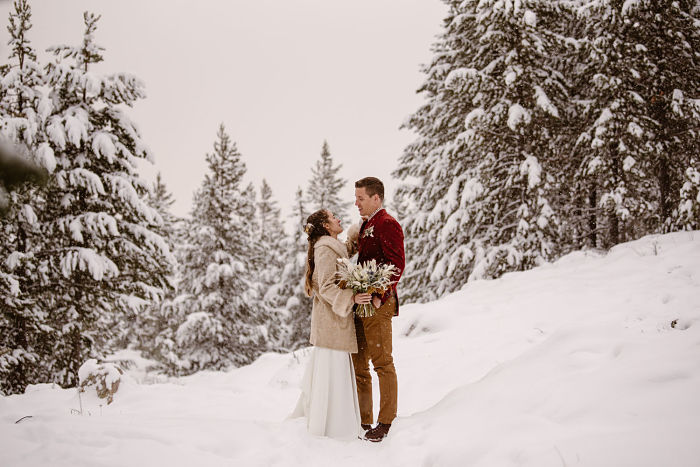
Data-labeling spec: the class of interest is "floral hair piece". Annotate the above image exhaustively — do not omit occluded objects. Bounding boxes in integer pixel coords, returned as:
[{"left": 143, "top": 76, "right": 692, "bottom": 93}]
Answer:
[{"left": 304, "top": 223, "right": 315, "bottom": 234}]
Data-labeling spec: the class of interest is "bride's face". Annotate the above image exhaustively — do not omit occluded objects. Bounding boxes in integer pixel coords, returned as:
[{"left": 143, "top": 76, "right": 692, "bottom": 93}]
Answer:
[{"left": 324, "top": 210, "right": 343, "bottom": 236}]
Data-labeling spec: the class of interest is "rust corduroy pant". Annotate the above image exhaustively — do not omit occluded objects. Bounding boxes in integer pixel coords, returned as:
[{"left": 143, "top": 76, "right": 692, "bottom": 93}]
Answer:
[{"left": 351, "top": 295, "right": 398, "bottom": 425}]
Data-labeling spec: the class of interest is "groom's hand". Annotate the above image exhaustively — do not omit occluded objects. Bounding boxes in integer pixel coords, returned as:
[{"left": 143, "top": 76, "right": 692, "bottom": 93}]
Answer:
[{"left": 372, "top": 296, "right": 382, "bottom": 309}]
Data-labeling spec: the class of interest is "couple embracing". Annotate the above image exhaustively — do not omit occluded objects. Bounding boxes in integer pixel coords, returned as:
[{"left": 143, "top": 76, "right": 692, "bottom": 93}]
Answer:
[{"left": 291, "top": 177, "right": 405, "bottom": 442}]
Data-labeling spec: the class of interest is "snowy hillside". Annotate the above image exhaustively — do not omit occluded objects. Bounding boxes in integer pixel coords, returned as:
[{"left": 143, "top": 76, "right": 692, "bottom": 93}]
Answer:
[{"left": 1, "top": 231, "right": 699, "bottom": 467}]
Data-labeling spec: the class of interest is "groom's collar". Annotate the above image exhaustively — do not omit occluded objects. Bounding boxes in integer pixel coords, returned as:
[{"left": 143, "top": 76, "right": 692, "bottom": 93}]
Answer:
[{"left": 366, "top": 207, "right": 384, "bottom": 222}]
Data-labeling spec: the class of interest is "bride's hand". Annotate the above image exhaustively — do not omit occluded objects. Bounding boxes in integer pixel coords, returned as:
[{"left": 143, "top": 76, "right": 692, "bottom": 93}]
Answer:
[{"left": 353, "top": 293, "right": 372, "bottom": 305}]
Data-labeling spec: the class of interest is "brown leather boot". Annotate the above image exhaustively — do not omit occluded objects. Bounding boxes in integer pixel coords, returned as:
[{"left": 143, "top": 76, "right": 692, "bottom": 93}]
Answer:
[
  {"left": 364, "top": 422, "right": 391, "bottom": 442},
  {"left": 361, "top": 424, "right": 372, "bottom": 432}
]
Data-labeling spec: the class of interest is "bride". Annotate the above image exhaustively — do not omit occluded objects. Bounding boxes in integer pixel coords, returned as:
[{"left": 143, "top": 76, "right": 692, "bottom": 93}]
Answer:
[{"left": 291, "top": 208, "right": 370, "bottom": 440}]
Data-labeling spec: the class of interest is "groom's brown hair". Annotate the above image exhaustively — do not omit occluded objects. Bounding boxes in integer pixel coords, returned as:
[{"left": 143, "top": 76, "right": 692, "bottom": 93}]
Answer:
[{"left": 355, "top": 177, "right": 384, "bottom": 201}]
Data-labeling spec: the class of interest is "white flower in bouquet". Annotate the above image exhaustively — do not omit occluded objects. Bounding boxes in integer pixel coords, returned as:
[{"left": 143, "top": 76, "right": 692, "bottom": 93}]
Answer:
[{"left": 336, "top": 258, "right": 398, "bottom": 317}]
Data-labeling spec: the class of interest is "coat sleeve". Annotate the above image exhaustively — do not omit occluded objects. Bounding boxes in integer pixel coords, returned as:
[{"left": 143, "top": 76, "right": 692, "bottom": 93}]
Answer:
[
  {"left": 315, "top": 245, "right": 355, "bottom": 317},
  {"left": 345, "top": 222, "right": 360, "bottom": 257},
  {"left": 377, "top": 218, "right": 405, "bottom": 305}
]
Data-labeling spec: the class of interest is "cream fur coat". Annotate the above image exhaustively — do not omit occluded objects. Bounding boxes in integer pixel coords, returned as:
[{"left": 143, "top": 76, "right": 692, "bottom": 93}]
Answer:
[{"left": 309, "top": 223, "right": 360, "bottom": 353}]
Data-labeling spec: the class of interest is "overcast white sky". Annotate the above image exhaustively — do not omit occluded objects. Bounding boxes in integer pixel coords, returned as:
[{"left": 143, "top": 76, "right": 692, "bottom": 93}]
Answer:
[{"left": 0, "top": 0, "right": 446, "bottom": 228}]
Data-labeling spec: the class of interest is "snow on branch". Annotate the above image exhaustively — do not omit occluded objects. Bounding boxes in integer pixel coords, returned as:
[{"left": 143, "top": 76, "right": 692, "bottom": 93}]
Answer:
[
  {"left": 65, "top": 108, "right": 90, "bottom": 148},
  {"left": 102, "top": 73, "right": 146, "bottom": 105},
  {"left": 62, "top": 212, "right": 120, "bottom": 243},
  {"left": 520, "top": 155, "right": 543, "bottom": 189},
  {"left": 627, "top": 122, "right": 643, "bottom": 138},
  {"left": 0, "top": 117, "right": 35, "bottom": 143},
  {"left": 508, "top": 104, "right": 531, "bottom": 131},
  {"left": 60, "top": 247, "right": 119, "bottom": 280},
  {"left": 19, "top": 204, "right": 38, "bottom": 226},
  {"left": 91, "top": 132, "right": 117, "bottom": 162},
  {"left": 533, "top": 86, "right": 559, "bottom": 118},
  {"left": 106, "top": 107, "right": 152, "bottom": 162},
  {"left": 465, "top": 107, "right": 486, "bottom": 128},
  {"left": 461, "top": 177, "right": 484, "bottom": 207},
  {"left": 57, "top": 168, "right": 106, "bottom": 196},
  {"left": 671, "top": 89, "right": 685, "bottom": 116},
  {"left": 445, "top": 67, "right": 482, "bottom": 91},
  {"left": 175, "top": 312, "right": 224, "bottom": 347},
  {"left": 622, "top": 0, "right": 640, "bottom": 16},
  {"left": 122, "top": 223, "right": 174, "bottom": 263},
  {"left": 36, "top": 143, "right": 57, "bottom": 172},
  {"left": 103, "top": 174, "right": 157, "bottom": 223},
  {"left": 4, "top": 251, "right": 31, "bottom": 271},
  {"left": 46, "top": 116, "right": 67, "bottom": 149},
  {"left": 81, "top": 72, "right": 102, "bottom": 99}
]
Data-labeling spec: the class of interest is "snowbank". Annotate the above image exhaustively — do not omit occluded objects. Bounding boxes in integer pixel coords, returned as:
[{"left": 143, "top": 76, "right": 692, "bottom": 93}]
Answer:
[{"left": 1, "top": 231, "right": 699, "bottom": 466}]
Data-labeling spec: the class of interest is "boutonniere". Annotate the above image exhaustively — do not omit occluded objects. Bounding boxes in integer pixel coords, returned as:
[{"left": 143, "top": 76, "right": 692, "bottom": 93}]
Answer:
[{"left": 363, "top": 226, "right": 374, "bottom": 238}]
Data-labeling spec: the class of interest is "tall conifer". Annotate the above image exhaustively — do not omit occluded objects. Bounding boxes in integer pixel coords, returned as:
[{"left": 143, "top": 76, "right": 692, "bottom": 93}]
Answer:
[
  {"left": 276, "top": 187, "right": 312, "bottom": 350},
  {"left": 396, "top": 0, "right": 570, "bottom": 300},
  {"left": 2, "top": 11, "right": 174, "bottom": 389},
  {"left": 305, "top": 140, "right": 350, "bottom": 220},
  {"left": 174, "top": 125, "right": 269, "bottom": 371},
  {"left": 0, "top": 0, "right": 50, "bottom": 394}
]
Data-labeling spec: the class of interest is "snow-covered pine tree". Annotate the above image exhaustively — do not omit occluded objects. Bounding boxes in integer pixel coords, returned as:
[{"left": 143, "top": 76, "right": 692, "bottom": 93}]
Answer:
[
  {"left": 573, "top": 1, "right": 654, "bottom": 248},
  {"left": 388, "top": 188, "right": 411, "bottom": 225},
  {"left": 174, "top": 124, "right": 268, "bottom": 372},
  {"left": 305, "top": 140, "right": 351, "bottom": 220},
  {"left": 148, "top": 173, "right": 179, "bottom": 251},
  {"left": 21, "top": 12, "right": 174, "bottom": 388},
  {"left": 673, "top": 162, "right": 700, "bottom": 230},
  {"left": 0, "top": 0, "right": 49, "bottom": 250},
  {"left": 571, "top": 0, "right": 700, "bottom": 247},
  {"left": 255, "top": 179, "right": 286, "bottom": 300},
  {"left": 276, "top": 186, "right": 312, "bottom": 350},
  {"left": 244, "top": 179, "right": 281, "bottom": 349},
  {"left": 0, "top": 0, "right": 56, "bottom": 394},
  {"left": 393, "top": 0, "right": 480, "bottom": 303},
  {"left": 254, "top": 179, "right": 287, "bottom": 342},
  {"left": 395, "top": 0, "right": 569, "bottom": 300},
  {"left": 632, "top": 0, "right": 700, "bottom": 231},
  {"left": 129, "top": 173, "right": 181, "bottom": 356},
  {"left": 389, "top": 186, "right": 429, "bottom": 303}
]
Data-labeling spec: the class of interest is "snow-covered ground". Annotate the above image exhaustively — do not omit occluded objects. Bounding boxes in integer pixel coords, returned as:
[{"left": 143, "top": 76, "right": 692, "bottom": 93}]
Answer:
[{"left": 2, "top": 231, "right": 700, "bottom": 467}]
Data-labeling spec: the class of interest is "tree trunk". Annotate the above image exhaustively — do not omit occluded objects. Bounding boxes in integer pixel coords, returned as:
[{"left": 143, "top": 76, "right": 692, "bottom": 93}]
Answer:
[
  {"left": 588, "top": 184, "right": 597, "bottom": 247},
  {"left": 658, "top": 155, "right": 671, "bottom": 225}
]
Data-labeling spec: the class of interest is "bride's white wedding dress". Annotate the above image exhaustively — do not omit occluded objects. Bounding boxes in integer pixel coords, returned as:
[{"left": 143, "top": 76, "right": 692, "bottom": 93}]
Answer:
[{"left": 291, "top": 346, "right": 363, "bottom": 440}]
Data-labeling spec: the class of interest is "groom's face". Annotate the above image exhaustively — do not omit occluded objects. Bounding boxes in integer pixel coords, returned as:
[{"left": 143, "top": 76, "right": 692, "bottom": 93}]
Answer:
[{"left": 355, "top": 187, "right": 381, "bottom": 218}]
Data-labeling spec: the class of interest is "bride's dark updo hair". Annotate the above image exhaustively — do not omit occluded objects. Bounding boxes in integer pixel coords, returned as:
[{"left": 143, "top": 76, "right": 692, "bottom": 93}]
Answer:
[{"left": 304, "top": 209, "right": 331, "bottom": 297}]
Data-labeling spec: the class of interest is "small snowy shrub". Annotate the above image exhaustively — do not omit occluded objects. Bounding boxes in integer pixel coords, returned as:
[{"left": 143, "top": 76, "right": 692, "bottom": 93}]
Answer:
[{"left": 78, "top": 359, "right": 124, "bottom": 404}]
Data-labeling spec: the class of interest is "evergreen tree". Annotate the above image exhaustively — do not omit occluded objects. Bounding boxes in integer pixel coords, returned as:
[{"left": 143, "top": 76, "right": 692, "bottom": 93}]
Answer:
[
  {"left": 11, "top": 12, "right": 174, "bottom": 389},
  {"left": 252, "top": 179, "right": 288, "bottom": 349},
  {"left": 256, "top": 179, "right": 286, "bottom": 303},
  {"left": 572, "top": 0, "right": 700, "bottom": 247},
  {"left": 129, "top": 173, "right": 181, "bottom": 355},
  {"left": 637, "top": 0, "right": 700, "bottom": 231},
  {"left": 277, "top": 186, "right": 312, "bottom": 350},
  {"left": 393, "top": 0, "right": 474, "bottom": 303},
  {"left": 0, "top": 0, "right": 59, "bottom": 394},
  {"left": 305, "top": 140, "right": 351, "bottom": 220},
  {"left": 673, "top": 162, "right": 700, "bottom": 230},
  {"left": 149, "top": 173, "right": 178, "bottom": 250},
  {"left": 388, "top": 188, "right": 411, "bottom": 225},
  {"left": 395, "top": 0, "right": 569, "bottom": 300},
  {"left": 174, "top": 124, "right": 268, "bottom": 372}
]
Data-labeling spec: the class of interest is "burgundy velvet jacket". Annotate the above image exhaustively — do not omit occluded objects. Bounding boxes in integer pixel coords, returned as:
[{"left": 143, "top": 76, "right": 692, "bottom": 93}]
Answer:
[{"left": 357, "top": 209, "right": 405, "bottom": 315}]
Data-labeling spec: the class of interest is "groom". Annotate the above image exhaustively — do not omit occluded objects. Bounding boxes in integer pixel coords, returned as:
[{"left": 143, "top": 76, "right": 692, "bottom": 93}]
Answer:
[{"left": 352, "top": 177, "right": 405, "bottom": 442}]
